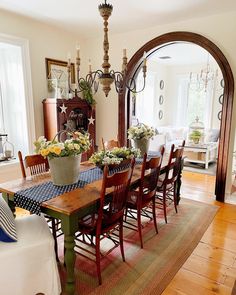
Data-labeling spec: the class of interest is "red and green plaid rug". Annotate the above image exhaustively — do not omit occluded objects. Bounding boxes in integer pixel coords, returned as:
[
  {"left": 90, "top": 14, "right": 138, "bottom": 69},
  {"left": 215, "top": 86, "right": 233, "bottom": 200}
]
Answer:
[{"left": 59, "top": 198, "right": 218, "bottom": 294}]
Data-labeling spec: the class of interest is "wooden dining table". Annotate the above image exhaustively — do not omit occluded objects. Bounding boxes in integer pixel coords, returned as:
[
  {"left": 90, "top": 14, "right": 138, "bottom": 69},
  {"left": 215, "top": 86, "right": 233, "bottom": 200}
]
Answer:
[{"left": 0, "top": 157, "right": 183, "bottom": 295}]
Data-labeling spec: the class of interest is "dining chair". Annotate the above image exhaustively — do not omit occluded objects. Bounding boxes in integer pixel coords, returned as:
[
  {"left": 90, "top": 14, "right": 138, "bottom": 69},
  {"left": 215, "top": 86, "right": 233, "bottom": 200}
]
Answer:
[
  {"left": 155, "top": 140, "right": 185, "bottom": 223},
  {"left": 101, "top": 137, "right": 120, "bottom": 150},
  {"left": 74, "top": 159, "right": 135, "bottom": 285},
  {"left": 0, "top": 196, "right": 61, "bottom": 295},
  {"left": 125, "top": 146, "right": 164, "bottom": 248},
  {"left": 18, "top": 151, "right": 61, "bottom": 261}
]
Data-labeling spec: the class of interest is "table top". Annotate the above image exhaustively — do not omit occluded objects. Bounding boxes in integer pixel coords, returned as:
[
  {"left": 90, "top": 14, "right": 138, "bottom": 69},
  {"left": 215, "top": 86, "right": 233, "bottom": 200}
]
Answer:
[{"left": 0, "top": 157, "right": 168, "bottom": 216}]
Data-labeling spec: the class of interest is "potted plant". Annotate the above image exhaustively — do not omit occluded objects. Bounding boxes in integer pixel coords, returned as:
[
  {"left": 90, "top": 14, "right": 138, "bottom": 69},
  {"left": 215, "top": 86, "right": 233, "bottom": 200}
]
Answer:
[
  {"left": 189, "top": 130, "right": 202, "bottom": 144},
  {"left": 34, "top": 131, "right": 91, "bottom": 186},
  {"left": 127, "top": 123, "right": 157, "bottom": 155}
]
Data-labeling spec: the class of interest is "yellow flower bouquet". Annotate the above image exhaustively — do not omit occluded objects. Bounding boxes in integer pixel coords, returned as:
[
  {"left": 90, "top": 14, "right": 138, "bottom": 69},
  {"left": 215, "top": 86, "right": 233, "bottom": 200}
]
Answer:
[{"left": 34, "top": 131, "right": 91, "bottom": 159}]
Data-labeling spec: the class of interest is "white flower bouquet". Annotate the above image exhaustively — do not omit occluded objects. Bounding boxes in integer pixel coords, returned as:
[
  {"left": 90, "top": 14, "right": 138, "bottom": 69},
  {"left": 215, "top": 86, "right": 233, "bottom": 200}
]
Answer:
[
  {"left": 89, "top": 146, "right": 140, "bottom": 168},
  {"left": 127, "top": 123, "right": 157, "bottom": 140}
]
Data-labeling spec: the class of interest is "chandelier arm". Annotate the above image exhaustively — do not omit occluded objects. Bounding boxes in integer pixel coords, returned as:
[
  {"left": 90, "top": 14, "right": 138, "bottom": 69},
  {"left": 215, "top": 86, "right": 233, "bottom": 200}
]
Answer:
[
  {"left": 111, "top": 71, "right": 124, "bottom": 93},
  {"left": 125, "top": 76, "right": 146, "bottom": 94}
]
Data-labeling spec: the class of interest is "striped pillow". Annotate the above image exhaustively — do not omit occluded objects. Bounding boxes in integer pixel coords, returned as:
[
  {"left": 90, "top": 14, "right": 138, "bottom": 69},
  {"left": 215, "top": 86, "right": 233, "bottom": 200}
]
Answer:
[{"left": 0, "top": 196, "right": 17, "bottom": 242}]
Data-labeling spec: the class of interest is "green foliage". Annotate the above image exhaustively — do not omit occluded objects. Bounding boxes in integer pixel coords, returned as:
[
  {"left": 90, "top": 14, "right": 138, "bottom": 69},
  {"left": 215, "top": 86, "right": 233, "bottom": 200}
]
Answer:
[
  {"left": 79, "top": 81, "right": 96, "bottom": 106},
  {"left": 189, "top": 130, "right": 202, "bottom": 140}
]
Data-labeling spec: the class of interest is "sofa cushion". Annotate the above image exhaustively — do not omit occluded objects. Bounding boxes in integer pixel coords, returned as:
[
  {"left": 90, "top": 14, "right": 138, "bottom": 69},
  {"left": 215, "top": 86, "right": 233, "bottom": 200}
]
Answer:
[
  {"left": 0, "top": 196, "right": 17, "bottom": 242},
  {"left": 205, "top": 129, "right": 220, "bottom": 142}
]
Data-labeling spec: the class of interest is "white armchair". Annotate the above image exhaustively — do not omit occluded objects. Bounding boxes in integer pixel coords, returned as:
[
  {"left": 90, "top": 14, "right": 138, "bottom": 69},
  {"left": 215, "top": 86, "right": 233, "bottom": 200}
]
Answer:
[{"left": 0, "top": 214, "right": 61, "bottom": 295}]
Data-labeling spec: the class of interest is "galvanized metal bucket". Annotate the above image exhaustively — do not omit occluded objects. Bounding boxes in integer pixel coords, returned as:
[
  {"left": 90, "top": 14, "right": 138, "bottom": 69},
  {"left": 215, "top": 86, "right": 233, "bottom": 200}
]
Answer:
[
  {"left": 133, "top": 138, "right": 150, "bottom": 156},
  {"left": 48, "top": 154, "right": 81, "bottom": 186}
]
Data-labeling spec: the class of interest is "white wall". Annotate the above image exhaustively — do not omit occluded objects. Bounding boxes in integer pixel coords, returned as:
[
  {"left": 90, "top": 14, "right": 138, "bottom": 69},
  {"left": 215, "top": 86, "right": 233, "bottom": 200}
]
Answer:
[
  {"left": 0, "top": 9, "right": 85, "bottom": 140},
  {"left": 83, "top": 10, "right": 236, "bottom": 193}
]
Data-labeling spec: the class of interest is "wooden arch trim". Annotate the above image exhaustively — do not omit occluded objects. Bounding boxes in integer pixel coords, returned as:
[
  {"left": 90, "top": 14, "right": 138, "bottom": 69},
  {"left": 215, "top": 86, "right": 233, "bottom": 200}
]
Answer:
[{"left": 118, "top": 31, "right": 234, "bottom": 202}]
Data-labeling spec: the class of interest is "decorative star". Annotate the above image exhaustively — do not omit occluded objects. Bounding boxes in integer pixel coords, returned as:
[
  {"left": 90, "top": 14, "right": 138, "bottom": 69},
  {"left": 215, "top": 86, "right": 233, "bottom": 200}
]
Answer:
[
  {"left": 88, "top": 116, "right": 95, "bottom": 125},
  {"left": 60, "top": 103, "right": 67, "bottom": 114}
]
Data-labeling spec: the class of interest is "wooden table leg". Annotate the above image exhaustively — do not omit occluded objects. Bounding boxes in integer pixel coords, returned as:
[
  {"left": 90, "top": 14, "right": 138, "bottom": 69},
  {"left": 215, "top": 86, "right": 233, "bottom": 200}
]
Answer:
[{"left": 61, "top": 215, "right": 78, "bottom": 295}]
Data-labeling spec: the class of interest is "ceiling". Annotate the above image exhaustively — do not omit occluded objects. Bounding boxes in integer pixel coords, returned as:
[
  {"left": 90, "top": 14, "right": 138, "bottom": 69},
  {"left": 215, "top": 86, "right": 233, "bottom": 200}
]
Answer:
[
  {"left": 0, "top": 0, "right": 236, "bottom": 38},
  {"left": 150, "top": 42, "right": 215, "bottom": 65}
]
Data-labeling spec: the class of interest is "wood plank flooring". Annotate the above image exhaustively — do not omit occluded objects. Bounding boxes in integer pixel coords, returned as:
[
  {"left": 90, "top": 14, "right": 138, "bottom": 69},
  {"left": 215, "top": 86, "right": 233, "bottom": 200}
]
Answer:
[{"left": 163, "top": 171, "right": 236, "bottom": 295}]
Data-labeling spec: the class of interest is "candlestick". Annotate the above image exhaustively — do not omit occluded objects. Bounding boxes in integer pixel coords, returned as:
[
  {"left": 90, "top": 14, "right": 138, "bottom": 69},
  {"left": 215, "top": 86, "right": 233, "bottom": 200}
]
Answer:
[
  {"left": 76, "top": 44, "right": 80, "bottom": 59},
  {"left": 143, "top": 51, "right": 147, "bottom": 67},
  {"left": 88, "top": 59, "right": 92, "bottom": 73},
  {"left": 123, "top": 48, "right": 127, "bottom": 58}
]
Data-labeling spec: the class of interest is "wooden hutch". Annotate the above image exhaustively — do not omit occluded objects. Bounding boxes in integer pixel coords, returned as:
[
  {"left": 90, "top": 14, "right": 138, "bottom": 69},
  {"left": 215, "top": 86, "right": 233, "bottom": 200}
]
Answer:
[{"left": 42, "top": 96, "right": 95, "bottom": 160}]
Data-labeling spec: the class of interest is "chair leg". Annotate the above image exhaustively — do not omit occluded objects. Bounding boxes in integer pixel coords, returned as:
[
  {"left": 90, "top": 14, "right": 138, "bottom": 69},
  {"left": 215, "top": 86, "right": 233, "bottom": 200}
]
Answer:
[
  {"left": 152, "top": 198, "right": 158, "bottom": 234},
  {"left": 51, "top": 218, "right": 59, "bottom": 262},
  {"left": 95, "top": 235, "right": 102, "bottom": 285},
  {"left": 163, "top": 189, "right": 167, "bottom": 224},
  {"left": 119, "top": 219, "right": 125, "bottom": 262},
  {"left": 124, "top": 207, "right": 128, "bottom": 222},
  {"left": 137, "top": 208, "right": 143, "bottom": 248},
  {"left": 173, "top": 183, "right": 178, "bottom": 213}
]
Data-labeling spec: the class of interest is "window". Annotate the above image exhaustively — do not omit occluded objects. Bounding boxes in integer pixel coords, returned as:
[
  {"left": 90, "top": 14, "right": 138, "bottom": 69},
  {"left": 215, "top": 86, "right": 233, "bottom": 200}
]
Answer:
[
  {"left": 176, "top": 75, "right": 214, "bottom": 128},
  {"left": 0, "top": 34, "right": 35, "bottom": 158}
]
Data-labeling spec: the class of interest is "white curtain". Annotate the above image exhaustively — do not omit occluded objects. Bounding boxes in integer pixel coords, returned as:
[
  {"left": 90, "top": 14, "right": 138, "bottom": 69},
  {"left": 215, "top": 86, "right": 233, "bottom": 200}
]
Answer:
[
  {"left": 0, "top": 44, "right": 29, "bottom": 157},
  {"left": 135, "top": 71, "right": 155, "bottom": 126}
]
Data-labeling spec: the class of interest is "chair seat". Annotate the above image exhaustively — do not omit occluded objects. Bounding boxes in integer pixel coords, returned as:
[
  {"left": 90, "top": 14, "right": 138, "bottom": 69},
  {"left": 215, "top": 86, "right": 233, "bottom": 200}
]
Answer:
[
  {"left": 0, "top": 215, "right": 61, "bottom": 295},
  {"left": 78, "top": 210, "right": 123, "bottom": 234}
]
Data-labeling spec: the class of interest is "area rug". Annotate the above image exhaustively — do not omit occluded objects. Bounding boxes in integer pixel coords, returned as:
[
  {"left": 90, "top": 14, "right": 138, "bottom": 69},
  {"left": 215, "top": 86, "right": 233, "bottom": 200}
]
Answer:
[
  {"left": 183, "top": 162, "right": 216, "bottom": 176},
  {"left": 59, "top": 198, "right": 219, "bottom": 294}
]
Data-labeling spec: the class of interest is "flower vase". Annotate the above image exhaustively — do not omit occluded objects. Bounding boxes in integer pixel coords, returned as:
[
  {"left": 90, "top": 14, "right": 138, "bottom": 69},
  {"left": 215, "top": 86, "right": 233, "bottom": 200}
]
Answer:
[
  {"left": 48, "top": 154, "right": 81, "bottom": 186},
  {"left": 133, "top": 138, "right": 150, "bottom": 156}
]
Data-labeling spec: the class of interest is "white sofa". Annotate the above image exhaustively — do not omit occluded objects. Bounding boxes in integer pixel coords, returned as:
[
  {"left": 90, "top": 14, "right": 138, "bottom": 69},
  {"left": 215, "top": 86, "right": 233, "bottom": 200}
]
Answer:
[
  {"left": 149, "top": 126, "right": 220, "bottom": 152},
  {"left": 149, "top": 126, "right": 188, "bottom": 152}
]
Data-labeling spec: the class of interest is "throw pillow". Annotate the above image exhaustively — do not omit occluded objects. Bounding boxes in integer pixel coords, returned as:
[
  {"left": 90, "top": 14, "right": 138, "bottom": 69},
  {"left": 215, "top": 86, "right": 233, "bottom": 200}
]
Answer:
[{"left": 0, "top": 196, "right": 17, "bottom": 242}]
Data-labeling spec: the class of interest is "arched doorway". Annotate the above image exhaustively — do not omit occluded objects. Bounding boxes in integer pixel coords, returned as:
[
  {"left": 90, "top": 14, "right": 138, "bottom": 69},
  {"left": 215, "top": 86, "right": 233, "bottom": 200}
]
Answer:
[{"left": 118, "top": 31, "right": 234, "bottom": 202}]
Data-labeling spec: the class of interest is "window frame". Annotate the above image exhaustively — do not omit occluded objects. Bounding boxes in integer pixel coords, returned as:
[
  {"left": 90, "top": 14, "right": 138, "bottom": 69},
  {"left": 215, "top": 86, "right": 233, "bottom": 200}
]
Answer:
[{"left": 0, "top": 33, "right": 35, "bottom": 154}]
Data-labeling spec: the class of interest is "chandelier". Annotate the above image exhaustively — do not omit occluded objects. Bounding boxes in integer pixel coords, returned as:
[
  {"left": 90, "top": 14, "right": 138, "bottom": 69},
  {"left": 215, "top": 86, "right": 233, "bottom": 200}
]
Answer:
[
  {"left": 189, "top": 53, "right": 217, "bottom": 92},
  {"left": 67, "top": 0, "right": 147, "bottom": 97}
]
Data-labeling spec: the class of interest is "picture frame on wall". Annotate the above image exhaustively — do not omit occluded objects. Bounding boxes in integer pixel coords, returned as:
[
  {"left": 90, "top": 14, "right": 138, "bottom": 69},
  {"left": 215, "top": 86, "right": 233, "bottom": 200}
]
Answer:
[
  {"left": 160, "top": 80, "right": 164, "bottom": 90},
  {"left": 45, "top": 58, "right": 75, "bottom": 98}
]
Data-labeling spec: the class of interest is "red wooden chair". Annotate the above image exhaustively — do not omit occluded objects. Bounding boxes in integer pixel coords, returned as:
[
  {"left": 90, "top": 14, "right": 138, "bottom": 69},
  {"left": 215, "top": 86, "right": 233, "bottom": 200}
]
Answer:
[
  {"left": 74, "top": 159, "right": 135, "bottom": 285},
  {"left": 155, "top": 140, "right": 185, "bottom": 223},
  {"left": 125, "top": 147, "right": 164, "bottom": 248},
  {"left": 18, "top": 151, "right": 61, "bottom": 261},
  {"left": 101, "top": 137, "right": 120, "bottom": 150}
]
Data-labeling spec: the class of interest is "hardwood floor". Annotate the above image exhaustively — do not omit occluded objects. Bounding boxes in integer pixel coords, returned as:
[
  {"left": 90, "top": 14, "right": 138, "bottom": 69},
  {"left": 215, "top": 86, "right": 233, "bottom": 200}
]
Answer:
[{"left": 163, "top": 171, "right": 236, "bottom": 295}]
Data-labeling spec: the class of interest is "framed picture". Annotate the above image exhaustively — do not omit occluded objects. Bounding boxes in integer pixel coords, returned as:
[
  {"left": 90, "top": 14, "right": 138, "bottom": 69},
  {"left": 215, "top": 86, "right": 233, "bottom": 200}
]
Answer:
[
  {"left": 219, "top": 94, "right": 223, "bottom": 105},
  {"left": 158, "top": 110, "right": 163, "bottom": 120},
  {"left": 45, "top": 58, "right": 75, "bottom": 82},
  {"left": 45, "top": 58, "right": 75, "bottom": 98},
  {"left": 220, "top": 78, "right": 224, "bottom": 88},
  {"left": 160, "top": 80, "right": 164, "bottom": 90},
  {"left": 159, "top": 95, "right": 164, "bottom": 105}
]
